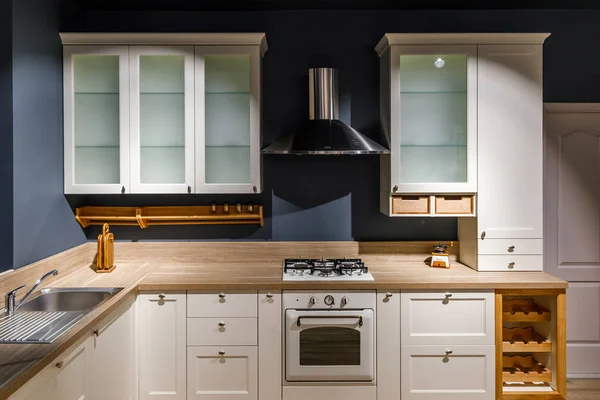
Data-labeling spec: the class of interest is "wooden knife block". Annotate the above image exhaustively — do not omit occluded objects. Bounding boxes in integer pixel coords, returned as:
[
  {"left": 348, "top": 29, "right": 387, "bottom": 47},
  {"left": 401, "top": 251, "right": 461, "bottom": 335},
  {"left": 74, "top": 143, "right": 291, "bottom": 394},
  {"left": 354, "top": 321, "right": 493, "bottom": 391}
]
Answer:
[{"left": 96, "top": 223, "right": 116, "bottom": 273}]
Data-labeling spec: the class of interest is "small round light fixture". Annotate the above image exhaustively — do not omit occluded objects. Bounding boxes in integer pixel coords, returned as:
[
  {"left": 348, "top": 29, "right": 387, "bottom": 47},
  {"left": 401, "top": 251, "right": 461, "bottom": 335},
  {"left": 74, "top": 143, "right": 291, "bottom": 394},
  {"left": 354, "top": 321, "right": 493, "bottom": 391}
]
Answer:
[{"left": 434, "top": 57, "right": 445, "bottom": 69}]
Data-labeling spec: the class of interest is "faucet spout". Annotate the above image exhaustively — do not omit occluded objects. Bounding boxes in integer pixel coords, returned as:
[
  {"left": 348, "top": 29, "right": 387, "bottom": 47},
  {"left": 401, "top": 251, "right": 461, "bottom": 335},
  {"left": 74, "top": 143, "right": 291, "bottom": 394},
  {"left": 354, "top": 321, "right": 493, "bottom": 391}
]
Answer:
[{"left": 5, "top": 269, "right": 58, "bottom": 316}]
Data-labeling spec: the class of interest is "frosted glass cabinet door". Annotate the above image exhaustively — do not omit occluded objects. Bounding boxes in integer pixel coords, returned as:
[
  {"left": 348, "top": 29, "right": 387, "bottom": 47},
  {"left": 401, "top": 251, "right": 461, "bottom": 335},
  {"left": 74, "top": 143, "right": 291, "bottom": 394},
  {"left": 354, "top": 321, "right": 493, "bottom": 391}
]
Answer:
[
  {"left": 195, "top": 46, "right": 261, "bottom": 194},
  {"left": 130, "top": 47, "right": 195, "bottom": 193},
  {"left": 391, "top": 45, "right": 477, "bottom": 193},
  {"left": 63, "top": 46, "right": 130, "bottom": 194}
]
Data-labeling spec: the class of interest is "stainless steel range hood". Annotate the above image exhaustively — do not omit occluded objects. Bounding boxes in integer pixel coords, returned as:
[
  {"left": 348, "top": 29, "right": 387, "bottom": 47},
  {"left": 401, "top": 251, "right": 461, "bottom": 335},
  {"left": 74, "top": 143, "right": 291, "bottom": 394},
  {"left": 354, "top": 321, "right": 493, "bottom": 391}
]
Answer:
[{"left": 262, "top": 68, "right": 390, "bottom": 155}]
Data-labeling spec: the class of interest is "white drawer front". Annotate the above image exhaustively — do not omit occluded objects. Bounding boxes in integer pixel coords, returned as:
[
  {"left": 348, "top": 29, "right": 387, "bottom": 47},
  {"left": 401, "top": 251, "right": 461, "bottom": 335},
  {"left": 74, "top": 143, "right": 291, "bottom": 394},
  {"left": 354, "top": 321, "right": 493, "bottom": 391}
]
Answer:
[
  {"left": 401, "top": 291, "right": 494, "bottom": 345},
  {"left": 188, "top": 291, "right": 258, "bottom": 318},
  {"left": 401, "top": 345, "right": 495, "bottom": 400},
  {"left": 477, "top": 254, "right": 543, "bottom": 271},
  {"left": 187, "top": 346, "right": 257, "bottom": 400},
  {"left": 188, "top": 318, "right": 257, "bottom": 346},
  {"left": 478, "top": 239, "right": 543, "bottom": 255}
]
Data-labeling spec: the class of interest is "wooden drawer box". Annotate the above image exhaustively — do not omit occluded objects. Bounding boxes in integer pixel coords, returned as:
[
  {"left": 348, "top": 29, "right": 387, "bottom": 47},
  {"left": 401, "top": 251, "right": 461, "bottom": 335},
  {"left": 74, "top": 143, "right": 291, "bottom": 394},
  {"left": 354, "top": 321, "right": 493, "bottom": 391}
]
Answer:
[
  {"left": 477, "top": 239, "right": 543, "bottom": 255},
  {"left": 187, "top": 318, "right": 257, "bottom": 346},
  {"left": 434, "top": 195, "right": 474, "bottom": 215},
  {"left": 401, "top": 345, "right": 495, "bottom": 400},
  {"left": 477, "top": 254, "right": 543, "bottom": 271},
  {"left": 392, "top": 196, "right": 430, "bottom": 215},
  {"left": 401, "top": 291, "right": 495, "bottom": 345},
  {"left": 187, "top": 291, "right": 258, "bottom": 318}
]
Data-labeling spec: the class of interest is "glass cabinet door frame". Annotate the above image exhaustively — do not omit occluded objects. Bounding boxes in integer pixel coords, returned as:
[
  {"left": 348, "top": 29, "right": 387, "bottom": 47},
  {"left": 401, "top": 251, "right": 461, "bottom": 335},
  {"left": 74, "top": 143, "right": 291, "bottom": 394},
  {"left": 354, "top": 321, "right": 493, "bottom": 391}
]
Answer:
[
  {"left": 63, "top": 46, "right": 130, "bottom": 194},
  {"left": 389, "top": 44, "right": 478, "bottom": 193},
  {"left": 129, "top": 46, "right": 195, "bottom": 194},
  {"left": 194, "top": 45, "right": 261, "bottom": 194}
]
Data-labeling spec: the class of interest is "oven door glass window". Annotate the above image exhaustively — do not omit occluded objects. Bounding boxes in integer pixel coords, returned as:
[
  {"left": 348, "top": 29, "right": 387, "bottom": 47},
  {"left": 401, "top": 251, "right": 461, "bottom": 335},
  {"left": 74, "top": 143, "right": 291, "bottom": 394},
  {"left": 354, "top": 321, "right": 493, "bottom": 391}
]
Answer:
[{"left": 299, "top": 327, "right": 361, "bottom": 366}]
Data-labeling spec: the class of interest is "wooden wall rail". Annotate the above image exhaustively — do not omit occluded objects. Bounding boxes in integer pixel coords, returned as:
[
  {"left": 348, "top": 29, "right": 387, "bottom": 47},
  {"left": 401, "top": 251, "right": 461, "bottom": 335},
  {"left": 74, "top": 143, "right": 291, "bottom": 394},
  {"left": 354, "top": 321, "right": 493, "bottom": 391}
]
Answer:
[{"left": 75, "top": 205, "right": 264, "bottom": 229}]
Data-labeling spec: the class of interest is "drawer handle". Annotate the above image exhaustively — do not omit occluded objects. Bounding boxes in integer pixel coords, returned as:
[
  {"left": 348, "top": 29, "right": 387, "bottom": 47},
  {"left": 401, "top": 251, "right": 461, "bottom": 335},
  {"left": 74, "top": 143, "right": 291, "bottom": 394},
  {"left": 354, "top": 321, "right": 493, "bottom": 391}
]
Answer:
[
  {"left": 218, "top": 293, "right": 226, "bottom": 298},
  {"left": 508, "top": 262, "right": 515, "bottom": 269},
  {"left": 445, "top": 349, "right": 453, "bottom": 355},
  {"left": 218, "top": 321, "right": 226, "bottom": 327},
  {"left": 385, "top": 292, "right": 393, "bottom": 298},
  {"left": 56, "top": 361, "right": 64, "bottom": 369},
  {"left": 218, "top": 349, "right": 226, "bottom": 356},
  {"left": 441, "top": 195, "right": 464, "bottom": 201},
  {"left": 445, "top": 293, "right": 452, "bottom": 298},
  {"left": 508, "top": 246, "right": 515, "bottom": 253},
  {"left": 158, "top": 293, "right": 165, "bottom": 299},
  {"left": 266, "top": 293, "right": 274, "bottom": 298},
  {"left": 93, "top": 329, "right": 99, "bottom": 338}
]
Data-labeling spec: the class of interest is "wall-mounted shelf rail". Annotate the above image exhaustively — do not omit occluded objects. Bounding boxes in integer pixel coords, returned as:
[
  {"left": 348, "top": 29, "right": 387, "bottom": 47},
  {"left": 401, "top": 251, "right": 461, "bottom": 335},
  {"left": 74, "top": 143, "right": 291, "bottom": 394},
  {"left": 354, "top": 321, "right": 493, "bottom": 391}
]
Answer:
[{"left": 75, "top": 204, "right": 263, "bottom": 229}]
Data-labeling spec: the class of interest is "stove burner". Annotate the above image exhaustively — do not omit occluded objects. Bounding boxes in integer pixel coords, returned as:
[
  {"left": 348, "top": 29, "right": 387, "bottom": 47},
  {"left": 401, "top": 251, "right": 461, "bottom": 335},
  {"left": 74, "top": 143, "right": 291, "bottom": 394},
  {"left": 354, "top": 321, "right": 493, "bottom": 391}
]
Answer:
[{"left": 283, "top": 258, "right": 368, "bottom": 278}]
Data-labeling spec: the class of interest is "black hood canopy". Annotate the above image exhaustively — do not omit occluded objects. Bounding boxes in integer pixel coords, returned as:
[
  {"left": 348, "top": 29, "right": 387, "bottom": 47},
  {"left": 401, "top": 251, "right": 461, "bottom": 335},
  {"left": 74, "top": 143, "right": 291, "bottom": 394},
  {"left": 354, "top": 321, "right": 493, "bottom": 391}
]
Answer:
[{"left": 261, "top": 68, "right": 390, "bottom": 155}]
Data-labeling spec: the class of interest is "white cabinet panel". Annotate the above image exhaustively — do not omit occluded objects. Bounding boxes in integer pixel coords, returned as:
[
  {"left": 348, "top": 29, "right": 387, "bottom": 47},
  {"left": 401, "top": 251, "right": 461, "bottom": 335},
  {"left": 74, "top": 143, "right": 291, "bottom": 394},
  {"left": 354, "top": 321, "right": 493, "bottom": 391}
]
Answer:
[
  {"left": 187, "top": 318, "right": 257, "bottom": 346},
  {"left": 477, "top": 254, "right": 543, "bottom": 272},
  {"left": 376, "top": 291, "right": 400, "bottom": 400},
  {"left": 187, "top": 346, "right": 257, "bottom": 400},
  {"left": 477, "top": 239, "right": 543, "bottom": 255},
  {"left": 567, "top": 283, "right": 600, "bottom": 342},
  {"left": 401, "top": 290, "right": 495, "bottom": 345},
  {"left": 567, "top": 344, "right": 600, "bottom": 378},
  {"left": 477, "top": 45, "right": 543, "bottom": 239},
  {"left": 282, "top": 386, "right": 376, "bottom": 400},
  {"left": 401, "top": 345, "right": 495, "bottom": 400},
  {"left": 258, "top": 291, "right": 282, "bottom": 400},
  {"left": 187, "top": 291, "right": 257, "bottom": 318},
  {"left": 140, "top": 292, "right": 187, "bottom": 400}
]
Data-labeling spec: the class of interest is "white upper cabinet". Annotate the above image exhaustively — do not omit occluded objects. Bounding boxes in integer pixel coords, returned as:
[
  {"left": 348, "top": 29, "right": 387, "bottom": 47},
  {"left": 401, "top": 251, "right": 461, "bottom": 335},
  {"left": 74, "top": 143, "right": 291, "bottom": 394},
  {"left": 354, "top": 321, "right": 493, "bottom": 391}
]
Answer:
[
  {"left": 378, "top": 42, "right": 478, "bottom": 195},
  {"left": 130, "top": 46, "right": 195, "bottom": 194},
  {"left": 195, "top": 46, "right": 262, "bottom": 194},
  {"left": 61, "top": 33, "right": 266, "bottom": 195},
  {"left": 63, "top": 46, "right": 130, "bottom": 194}
]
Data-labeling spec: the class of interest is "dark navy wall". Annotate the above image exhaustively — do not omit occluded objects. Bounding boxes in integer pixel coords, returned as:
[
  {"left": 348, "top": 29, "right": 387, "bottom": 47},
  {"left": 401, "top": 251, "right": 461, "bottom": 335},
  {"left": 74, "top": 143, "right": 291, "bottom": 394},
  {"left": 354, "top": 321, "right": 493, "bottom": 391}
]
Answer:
[
  {"left": 12, "top": 0, "right": 85, "bottom": 269},
  {"left": 0, "top": 1, "right": 13, "bottom": 272},
  {"left": 63, "top": 9, "right": 600, "bottom": 243}
]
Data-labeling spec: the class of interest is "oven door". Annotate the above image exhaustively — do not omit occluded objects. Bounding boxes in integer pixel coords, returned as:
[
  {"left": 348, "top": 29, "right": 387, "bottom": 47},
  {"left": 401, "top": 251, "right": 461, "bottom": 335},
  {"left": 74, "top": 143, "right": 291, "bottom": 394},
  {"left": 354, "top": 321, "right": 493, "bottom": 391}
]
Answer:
[{"left": 285, "top": 309, "right": 375, "bottom": 382}]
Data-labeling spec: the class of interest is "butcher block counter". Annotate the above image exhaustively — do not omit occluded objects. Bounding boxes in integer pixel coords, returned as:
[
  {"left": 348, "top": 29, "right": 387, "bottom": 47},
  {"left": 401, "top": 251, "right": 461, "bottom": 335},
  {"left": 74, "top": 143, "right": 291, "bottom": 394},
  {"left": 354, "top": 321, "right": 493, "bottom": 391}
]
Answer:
[{"left": 0, "top": 241, "right": 567, "bottom": 399}]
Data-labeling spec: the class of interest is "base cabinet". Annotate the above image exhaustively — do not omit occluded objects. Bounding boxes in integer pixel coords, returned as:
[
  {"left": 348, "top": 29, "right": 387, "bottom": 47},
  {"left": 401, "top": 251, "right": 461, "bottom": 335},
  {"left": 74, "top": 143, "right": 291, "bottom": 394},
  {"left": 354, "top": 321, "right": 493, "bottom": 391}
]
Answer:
[
  {"left": 401, "top": 345, "right": 495, "bottom": 400},
  {"left": 187, "top": 346, "right": 258, "bottom": 400}
]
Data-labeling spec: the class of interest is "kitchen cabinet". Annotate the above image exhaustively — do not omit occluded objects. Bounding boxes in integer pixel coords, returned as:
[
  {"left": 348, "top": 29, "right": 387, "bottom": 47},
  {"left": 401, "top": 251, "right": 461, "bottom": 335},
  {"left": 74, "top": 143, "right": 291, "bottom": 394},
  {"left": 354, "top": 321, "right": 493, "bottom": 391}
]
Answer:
[
  {"left": 376, "top": 291, "right": 400, "bottom": 400},
  {"left": 258, "top": 291, "right": 282, "bottom": 400},
  {"left": 60, "top": 33, "right": 266, "bottom": 195},
  {"left": 129, "top": 47, "right": 195, "bottom": 194},
  {"left": 458, "top": 40, "right": 547, "bottom": 271},
  {"left": 63, "top": 46, "right": 130, "bottom": 194},
  {"left": 187, "top": 346, "right": 258, "bottom": 400},
  {"left": 139, "top": 292, "right": 187, "bottom": 400}
]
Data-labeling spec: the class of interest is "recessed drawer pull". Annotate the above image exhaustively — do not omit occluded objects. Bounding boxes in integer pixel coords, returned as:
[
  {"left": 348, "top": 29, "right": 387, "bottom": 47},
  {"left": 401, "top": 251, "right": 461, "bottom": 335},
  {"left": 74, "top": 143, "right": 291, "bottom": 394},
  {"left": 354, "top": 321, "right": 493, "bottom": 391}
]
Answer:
[
  {"left": 218, "top": 321, "right": 226, "bottom": 327},
  {"left": 296, "top": 315, "right": 363, "bottom": 327}
]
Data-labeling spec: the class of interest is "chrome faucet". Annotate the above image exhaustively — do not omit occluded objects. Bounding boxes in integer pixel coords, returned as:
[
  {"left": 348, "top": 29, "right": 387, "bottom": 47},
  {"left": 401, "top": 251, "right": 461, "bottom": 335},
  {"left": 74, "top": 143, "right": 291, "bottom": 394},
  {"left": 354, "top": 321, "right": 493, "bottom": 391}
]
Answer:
[{"left": 5, "top": 269, "right": 58, "bottom": 316}]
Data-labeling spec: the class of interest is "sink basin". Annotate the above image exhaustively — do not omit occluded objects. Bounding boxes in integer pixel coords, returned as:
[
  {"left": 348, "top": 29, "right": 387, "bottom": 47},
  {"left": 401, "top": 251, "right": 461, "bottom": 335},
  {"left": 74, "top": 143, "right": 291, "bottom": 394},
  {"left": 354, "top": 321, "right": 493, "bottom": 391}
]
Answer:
[
  {"left": 18, "top": 287, "right": 122, "bottom": 313},
  {"left": 0, "top": 287, "right": 123, "bottom": 344}
]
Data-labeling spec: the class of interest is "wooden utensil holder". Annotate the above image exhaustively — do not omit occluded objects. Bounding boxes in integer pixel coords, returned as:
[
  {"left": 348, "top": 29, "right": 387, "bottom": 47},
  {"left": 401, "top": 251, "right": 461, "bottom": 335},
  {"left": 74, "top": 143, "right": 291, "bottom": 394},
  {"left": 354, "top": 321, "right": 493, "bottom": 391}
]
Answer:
[{"left": 96, "top": 223, "right": 116, "bottom": 273}]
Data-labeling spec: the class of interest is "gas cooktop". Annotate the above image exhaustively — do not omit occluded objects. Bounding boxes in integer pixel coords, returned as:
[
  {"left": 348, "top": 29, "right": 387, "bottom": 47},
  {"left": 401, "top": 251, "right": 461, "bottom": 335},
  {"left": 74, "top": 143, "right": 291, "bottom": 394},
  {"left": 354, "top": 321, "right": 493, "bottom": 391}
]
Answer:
[{"left": 282, "top": 258, "right": 374, "bottom": 281}]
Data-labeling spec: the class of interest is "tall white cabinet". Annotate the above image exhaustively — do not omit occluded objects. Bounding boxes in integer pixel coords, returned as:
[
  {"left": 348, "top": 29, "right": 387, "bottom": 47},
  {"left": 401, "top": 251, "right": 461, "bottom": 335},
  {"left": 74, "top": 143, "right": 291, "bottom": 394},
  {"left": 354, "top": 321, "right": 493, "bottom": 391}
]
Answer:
[{"left": 61, "top": 33, "right": 266, "bottom": 195}]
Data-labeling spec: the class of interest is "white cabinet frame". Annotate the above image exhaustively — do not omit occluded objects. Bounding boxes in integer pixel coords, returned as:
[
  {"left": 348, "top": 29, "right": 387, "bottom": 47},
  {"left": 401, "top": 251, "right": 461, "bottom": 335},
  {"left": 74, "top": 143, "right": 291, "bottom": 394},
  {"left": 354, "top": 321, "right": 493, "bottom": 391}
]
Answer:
[
  {"left": 63, "top": 46, "right": 130, "bottom": 194},
  {"left": 194, "top": 46, "right": 262, "bottom": 194},
  {"left": 129, "top": 46, "right": 195, "bottom": 194}
]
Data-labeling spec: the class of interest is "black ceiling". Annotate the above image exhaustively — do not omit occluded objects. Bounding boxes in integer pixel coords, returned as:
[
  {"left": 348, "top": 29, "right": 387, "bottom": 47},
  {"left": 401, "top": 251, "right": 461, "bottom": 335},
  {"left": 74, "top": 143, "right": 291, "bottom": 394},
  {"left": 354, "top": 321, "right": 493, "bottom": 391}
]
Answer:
[{"left": 74, "top": 0, "right": 600, "bottom": 11}]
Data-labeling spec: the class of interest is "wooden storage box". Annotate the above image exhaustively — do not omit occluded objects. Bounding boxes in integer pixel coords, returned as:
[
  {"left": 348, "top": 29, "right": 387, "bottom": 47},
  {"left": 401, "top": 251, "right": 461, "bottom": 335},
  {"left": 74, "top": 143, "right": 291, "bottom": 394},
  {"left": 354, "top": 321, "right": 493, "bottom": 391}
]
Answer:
[
  {"left": 392, "top": 195, "right": 430, "bottom": 215},
  {"left": 434, "top": 195, "right": 474, "bottom": 214}
]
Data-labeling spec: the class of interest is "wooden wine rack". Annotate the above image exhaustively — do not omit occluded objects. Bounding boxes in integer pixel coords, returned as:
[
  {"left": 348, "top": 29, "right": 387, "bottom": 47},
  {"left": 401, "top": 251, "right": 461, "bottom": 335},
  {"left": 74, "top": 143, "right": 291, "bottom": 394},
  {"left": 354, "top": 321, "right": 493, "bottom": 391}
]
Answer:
[{"left": 495, "top": 290, "right": 566, "bottom": 400}]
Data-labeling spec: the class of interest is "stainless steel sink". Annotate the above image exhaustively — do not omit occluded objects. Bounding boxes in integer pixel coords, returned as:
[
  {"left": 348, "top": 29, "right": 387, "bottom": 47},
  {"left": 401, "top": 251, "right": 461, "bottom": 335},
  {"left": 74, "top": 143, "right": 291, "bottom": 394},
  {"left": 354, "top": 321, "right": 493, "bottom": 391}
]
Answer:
[{"left": 0, "top": 288, "right": 122, "bottom": 344}]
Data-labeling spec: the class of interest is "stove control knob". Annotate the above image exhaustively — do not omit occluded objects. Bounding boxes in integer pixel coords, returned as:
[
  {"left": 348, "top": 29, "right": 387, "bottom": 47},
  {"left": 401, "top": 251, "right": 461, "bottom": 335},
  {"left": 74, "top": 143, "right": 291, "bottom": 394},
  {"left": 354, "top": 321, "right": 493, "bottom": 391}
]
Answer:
[
  {"left": 309, "top": 296, "right": 317, "bottom": 306},
  {"left": 341, "top": 296, "right": 349, "bottom": 306},
  {"left": 324, "top": 295, "right": 335, "bottom": 306}
]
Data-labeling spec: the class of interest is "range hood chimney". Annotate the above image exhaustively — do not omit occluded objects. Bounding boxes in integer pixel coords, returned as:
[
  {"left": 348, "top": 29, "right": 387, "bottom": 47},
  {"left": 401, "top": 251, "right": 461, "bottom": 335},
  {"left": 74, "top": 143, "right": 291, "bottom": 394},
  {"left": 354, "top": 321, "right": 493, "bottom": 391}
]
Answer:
[{"left": 262, "top": 68, "right": 390, "bottom": 155}]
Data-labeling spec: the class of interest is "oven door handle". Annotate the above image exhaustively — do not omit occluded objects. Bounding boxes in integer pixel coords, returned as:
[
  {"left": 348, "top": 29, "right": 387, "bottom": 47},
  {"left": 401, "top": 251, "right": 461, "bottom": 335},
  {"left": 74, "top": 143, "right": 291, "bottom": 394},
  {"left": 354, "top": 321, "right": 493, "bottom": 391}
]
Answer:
[{"left": 296, "top": 315, "right": 363, "bottom": 327}]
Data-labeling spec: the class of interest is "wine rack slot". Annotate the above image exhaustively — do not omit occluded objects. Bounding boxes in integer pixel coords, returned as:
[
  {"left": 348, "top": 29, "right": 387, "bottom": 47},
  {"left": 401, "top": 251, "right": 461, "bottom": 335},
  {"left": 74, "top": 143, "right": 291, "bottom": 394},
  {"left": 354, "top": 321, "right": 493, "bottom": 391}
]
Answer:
[
  {"left": 502, "top": 327, "right": 551, "bottom": 352},
  {"left": 503, "top": 355, "right": 551, "bottom": 383},
  {"left": 502, "top": 298, "right": 551, "bottom": 322}
]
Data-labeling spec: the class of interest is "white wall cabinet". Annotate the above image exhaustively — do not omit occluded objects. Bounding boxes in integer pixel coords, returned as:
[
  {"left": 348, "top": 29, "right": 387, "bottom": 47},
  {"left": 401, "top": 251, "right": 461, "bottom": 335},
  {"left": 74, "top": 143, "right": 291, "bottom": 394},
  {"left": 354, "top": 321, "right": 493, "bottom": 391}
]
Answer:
[
  {"left": 61, "top": 33, "right": 266, "bottom": 195},
  {"left": 139, "top": 292, "right": 187, "bottom": 400}
]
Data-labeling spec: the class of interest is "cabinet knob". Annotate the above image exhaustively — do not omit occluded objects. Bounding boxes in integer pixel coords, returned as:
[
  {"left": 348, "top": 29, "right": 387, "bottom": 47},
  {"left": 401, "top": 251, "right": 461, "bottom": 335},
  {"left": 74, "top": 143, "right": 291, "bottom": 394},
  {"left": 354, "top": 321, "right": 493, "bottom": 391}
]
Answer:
[
  {"left": 121, "top": 186, "right": 126, "bottom": 194},
  {"left": 480, "top": 231, "right": 486, "bottom": 239},
  {"left": 158, "top": 293, "right": 165, "bottom": 299},
  {"left": 218, "top": 349, "right": 226, "bottom": 356},
  {"left": 56, "top": 361, "right": 64, "bottom": 369},
  {"left": 508, "top": 262, "right": 515, "bottom": 269},
  {"left": 445, "top": 349, "right": 453, "bottom": 355},
  {"left": 445, "top": 292, "right": 453, "bottom": 298},
  {"left": 218, "top": 321, "right": 226, "bottom": 327},
  {"left": 266, "top": 293, "right": 274, "bottom": 298},
  {"left": 385, "top": 292, "right": 393, "bottom": 298},
  {"left": 253, "top": 186, "right": 257, "bottom": 193},
  {"left": 508, "top": 246, "right": 515, "bottom": 252},
  {"left": 218, "top": 293, "right": 226, "bottom": 298},
  {"left": 187, "top": 185, "right": 191, "bottom": 194},
  {"left": 93, "top": 330, "right": 99, "bottom": 337},
  {"left": 392, "top": 185, "right": 398, "bottom": 193}
]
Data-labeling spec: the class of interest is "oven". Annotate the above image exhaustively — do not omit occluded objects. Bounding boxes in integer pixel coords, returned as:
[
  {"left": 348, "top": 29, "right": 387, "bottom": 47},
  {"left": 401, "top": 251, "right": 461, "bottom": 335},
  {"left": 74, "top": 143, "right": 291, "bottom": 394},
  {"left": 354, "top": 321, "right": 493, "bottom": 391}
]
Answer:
[{"left": 283, "top": 291, "right": 376, "bottom": 383}]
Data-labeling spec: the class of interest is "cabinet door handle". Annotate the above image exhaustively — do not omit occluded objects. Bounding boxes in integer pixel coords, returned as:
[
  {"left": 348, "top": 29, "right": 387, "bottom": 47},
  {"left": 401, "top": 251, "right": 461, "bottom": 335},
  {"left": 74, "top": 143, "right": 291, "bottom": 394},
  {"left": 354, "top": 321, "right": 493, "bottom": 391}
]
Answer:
[
  {"left": 385, "top": 292, "right": 393, "bottom": 298},
  {"left": 93, "top": 329, "right": 99, "bottom": 337},
  {"left": 121, "top": 186, "right": 126, "bottom": 194},
  {"left": 158, "top": 293, "right": 165, "bottom": 299},
  {"left": 445, "top": 292, "right": 453, "bottom": 298},
  {"left": 55, "top": 361, "right": 64, "bottom": 369},
  {"left": 218, "top": 349, "right": 226, "bottom": 356},
  {"left": 218, "top": 321, "right": 226, "bottom": 327},
  {"left": 266, "top": 293, "right": 274, "bottom": 298},
  {"left": 508, "top": 246, "right": 515, "bottom": 252},
  {"left": 445, "top": 349, "right": 453, "bottom": 355},
  {"left": 508, "top": 262, "right": 515, "bottom": 269},
  {"left": 218, "top": 293, "right": 226, "bottom": 298},
  {"left": 187, "top": 185, "right": 191, "bottom": 194}
]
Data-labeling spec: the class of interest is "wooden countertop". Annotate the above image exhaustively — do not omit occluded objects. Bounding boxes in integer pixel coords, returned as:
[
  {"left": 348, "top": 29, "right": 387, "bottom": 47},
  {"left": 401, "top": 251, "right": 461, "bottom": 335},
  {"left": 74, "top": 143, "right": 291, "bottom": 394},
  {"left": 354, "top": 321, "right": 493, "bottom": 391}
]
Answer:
[{"left": 0, "top": 241, "right": 567, "bottom": 398}]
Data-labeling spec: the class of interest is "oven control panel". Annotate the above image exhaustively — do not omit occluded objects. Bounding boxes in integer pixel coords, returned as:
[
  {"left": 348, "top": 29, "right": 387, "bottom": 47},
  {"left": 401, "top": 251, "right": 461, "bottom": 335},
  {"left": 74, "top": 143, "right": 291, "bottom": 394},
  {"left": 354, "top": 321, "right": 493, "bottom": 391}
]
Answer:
[{"left": 282, "top": 290, "right": 376, "bottom": 310}]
